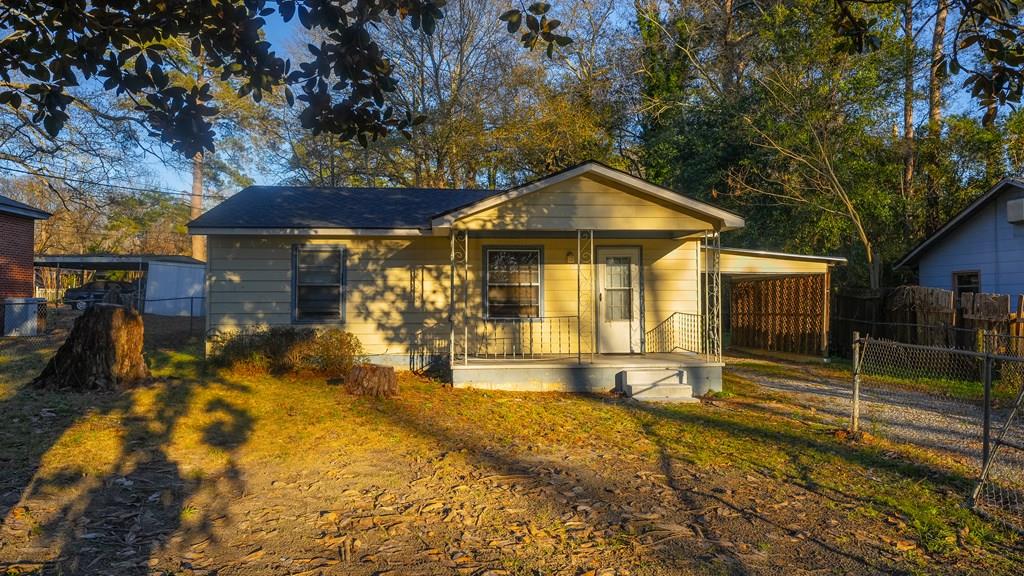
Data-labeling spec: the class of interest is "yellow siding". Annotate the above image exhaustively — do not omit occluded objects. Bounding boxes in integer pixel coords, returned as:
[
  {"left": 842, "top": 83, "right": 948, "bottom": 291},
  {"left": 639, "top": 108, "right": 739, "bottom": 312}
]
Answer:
[
  {"left": 206, "top": 235, "right": 701, "bottom": 357},
  {"left": 457, "top": 175, "right": 716, "bottom": 232},
  {"left": 206, "top": 236, "right": 452, "bottom": 357}
]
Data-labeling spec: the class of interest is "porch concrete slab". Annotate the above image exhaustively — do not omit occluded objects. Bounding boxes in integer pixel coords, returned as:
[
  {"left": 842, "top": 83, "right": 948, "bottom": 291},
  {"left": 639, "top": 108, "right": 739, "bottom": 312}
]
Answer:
[{"left": 449, "top": 353, "right": 723, "bottom": 395}]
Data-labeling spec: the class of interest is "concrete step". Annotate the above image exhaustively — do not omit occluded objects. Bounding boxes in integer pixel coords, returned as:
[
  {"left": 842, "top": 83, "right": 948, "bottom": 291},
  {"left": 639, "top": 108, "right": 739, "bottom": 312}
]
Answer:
[
  {"left": 625, "top": 383, "right": 694, "bottom": 401},
  {"left": 621, "top": 368, "right": 687, "bottom": 387},
  {"left": 621, "top": 368, "right": 696, "bottom": 402},
  {"left": 629, "top": 395, "right": 700, "bottom": 404}
]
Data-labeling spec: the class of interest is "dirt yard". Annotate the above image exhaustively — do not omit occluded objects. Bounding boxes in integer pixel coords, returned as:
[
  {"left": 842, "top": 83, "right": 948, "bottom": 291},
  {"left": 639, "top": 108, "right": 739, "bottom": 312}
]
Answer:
[{"left": 1, "top": 330, "right": 1022, "bottom": 575}]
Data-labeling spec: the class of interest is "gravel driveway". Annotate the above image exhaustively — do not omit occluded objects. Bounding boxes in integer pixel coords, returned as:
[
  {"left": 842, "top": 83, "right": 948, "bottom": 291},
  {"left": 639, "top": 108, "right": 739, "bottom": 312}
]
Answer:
[{"left": 727, "top": 361, "right": 1019, "bottom": 474}]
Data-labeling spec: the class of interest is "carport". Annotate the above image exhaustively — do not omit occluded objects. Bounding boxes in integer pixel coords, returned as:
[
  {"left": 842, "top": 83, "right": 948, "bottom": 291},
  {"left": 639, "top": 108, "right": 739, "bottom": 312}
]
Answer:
[
  {"left": 705, "top": 247, "right": 846, "bottom": 358},
  {"left": 34, "top": 254, "right": 205, "bottom": 317}
]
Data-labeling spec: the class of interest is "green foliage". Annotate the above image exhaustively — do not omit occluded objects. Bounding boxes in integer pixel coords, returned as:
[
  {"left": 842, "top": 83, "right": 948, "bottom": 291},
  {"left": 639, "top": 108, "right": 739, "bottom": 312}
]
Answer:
[
  {"left": 0, "top": 1, "right": 572, "bottom": 157},
  {"left": 211, "top": 327, "right": 366, "bottom": 379},
  {"left": 835, "top": 0, "right": 1024, "bottom": 124},
  {"left": 282, "top": 0, "right": 624, "bottom": 189},
  {"left": 636, "top": 0, "right": 1020, "bottom": 289}
]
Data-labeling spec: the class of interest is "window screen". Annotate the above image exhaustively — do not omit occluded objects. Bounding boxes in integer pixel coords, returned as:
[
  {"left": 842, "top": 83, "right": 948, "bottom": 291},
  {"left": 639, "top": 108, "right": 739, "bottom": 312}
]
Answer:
[
  {"left": 294, "top": 246, "right": 345, "bottom": 322},
  {"left": 486, "top": 249, "right": 541, "bottom": 318}
]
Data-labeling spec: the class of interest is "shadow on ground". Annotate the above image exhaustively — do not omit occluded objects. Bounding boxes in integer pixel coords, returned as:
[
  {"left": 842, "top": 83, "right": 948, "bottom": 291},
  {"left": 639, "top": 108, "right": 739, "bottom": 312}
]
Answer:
[{"left": 0, "top": 328, "right": 254, "bottom": 575}]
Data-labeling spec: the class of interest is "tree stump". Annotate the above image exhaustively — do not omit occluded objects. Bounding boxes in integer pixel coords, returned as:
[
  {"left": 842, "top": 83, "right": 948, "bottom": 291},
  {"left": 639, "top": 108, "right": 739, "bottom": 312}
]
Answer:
[
  {"left": 345, "top": 364, "right": 398, "bottom": 397},
  {"left": 32, "top": 304, "right": 150, "bottom": 391}
]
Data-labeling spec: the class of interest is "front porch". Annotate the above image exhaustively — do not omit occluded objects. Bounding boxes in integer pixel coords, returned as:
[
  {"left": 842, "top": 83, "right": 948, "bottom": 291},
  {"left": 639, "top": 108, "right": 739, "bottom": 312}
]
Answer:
[{"left": 443, "top": 228, "right": 725, "bottom": 401}]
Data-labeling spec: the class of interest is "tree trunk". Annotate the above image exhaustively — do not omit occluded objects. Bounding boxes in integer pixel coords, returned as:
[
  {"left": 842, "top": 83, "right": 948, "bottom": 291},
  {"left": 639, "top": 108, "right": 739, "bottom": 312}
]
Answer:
[
  {"left": 902, "top": 0, "right": 915, "bottom": 204},
  {"left": 32, "top": 304, "right": 150, "bottom": 391},
  {"left": 720, "top": 0, "right": 736, "bottom": 94},
  {"left": 346, "top": 364, "right": 398, "bottom": 397},
  {"left": 191, "top": 151, "right": 205, "bottom": 261},
  {"left": 868, "top": 249, "right": 882, "bottom": 291},
  {"left": 923, "top": 1, "right": 948, "bottom": 227},
  {"left": 928, "top": 0, "right": 947, "bottom": 133},
  {"left": 900, "top": 0, "right": 916, "bottom": 240}
]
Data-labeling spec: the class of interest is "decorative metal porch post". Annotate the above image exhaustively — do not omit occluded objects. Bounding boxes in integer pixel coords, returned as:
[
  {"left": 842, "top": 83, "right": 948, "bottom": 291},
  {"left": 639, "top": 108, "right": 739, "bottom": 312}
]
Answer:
[
  {"left": 449, "top": 229, "right": 468, "bottom": 365},
  {"left": 449, "top": 230, "right": 456, "bottom": 363},
  {"left": 460, "top": 230, "right": 469, "bottom": 365},
  {"left": 703, "top": 230, "right": 723, "bottom": 362},
  {"left": 576, "top": 229, "right": 594, "bottom": 364}
]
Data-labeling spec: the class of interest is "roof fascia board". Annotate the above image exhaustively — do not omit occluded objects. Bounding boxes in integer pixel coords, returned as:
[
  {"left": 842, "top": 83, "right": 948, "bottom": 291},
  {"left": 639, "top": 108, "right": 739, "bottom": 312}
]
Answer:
[
  {"left": 430, "top": 163, "right": 745, "bottom": 230},
  {"left": 709, "top": 246, "right": 848, "bottom": 264},
  {"left": 188, "top": 226, "right": 430, "bottom": 237},
  {"left": 894, "top": 177, "right": 1023, "bottom": 269},
  {"left": 0, "top": 204, "right": 51, "bottom": 220}
]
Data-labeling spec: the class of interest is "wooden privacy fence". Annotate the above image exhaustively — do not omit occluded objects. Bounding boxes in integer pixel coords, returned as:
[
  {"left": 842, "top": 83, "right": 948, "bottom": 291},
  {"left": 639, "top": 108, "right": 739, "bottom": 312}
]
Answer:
[
  {"left": 730, "top": 274, "right": 829, "bottom": 356},
  {"left": 833, "top": 286, "right": 1024, "bottom": 358}
]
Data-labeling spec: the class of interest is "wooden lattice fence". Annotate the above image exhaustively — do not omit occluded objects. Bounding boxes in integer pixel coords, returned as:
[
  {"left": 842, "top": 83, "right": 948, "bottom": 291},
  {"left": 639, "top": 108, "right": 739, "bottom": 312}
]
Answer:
[{"left": 730, "top": 274, "right": 828, "bottom": 356}]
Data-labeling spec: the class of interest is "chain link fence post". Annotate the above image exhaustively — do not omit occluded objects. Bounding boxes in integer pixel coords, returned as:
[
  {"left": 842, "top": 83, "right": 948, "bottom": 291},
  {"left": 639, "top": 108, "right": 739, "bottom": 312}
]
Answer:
[
  {"left": 982, "top": 353, "right": 993, "bottom": 467},
  {"left": 851, "top": 330, "right": 861, "bottom": 434}
]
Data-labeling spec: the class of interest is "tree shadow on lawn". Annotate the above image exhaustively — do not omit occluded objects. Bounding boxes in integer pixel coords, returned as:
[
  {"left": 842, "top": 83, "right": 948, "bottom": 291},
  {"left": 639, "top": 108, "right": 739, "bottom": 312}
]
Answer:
[
  {"left": 0, "top": 345, "right": 255, "bottom": 575},
  {"left": 626, "top": 398, "right": 1024, "bottom": 568},
  {"left": 367, "top": 388, "right": 935, "bottom": 575},
  {"left": 724, "top": 387, "right": 989, "bottom": 469}
]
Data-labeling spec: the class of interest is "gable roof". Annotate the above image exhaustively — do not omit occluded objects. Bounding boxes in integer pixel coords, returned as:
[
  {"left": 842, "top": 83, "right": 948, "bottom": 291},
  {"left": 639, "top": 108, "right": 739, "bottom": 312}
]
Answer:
[
  {"left": 0, "top": 193, "right": 50, "bottom": 220},
  {"left": 431, "top": 161, "right": 746, "bottom": 231},
  {"left": 894, "top": 178, "right": 1024, "bottom": 269},
  {"left": 189, "top": 185, "right": 498, "bottom": 233},
  {"left": 188, "top": 161, "right": 745, "bottom": 235}
]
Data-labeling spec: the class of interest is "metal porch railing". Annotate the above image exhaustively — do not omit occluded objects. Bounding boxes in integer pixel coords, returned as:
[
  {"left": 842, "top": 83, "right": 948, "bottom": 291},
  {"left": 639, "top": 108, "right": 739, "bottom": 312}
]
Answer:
[
  {"left": 645, "top": 312, "right": 705, "bottom": 358},
  {"left": 464, "top": 315, "right": 579, "bottom": 361}
]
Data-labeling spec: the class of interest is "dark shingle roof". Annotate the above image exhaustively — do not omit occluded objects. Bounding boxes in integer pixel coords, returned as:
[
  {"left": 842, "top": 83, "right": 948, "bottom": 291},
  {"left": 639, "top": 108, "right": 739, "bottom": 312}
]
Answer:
[
  {"left": 188, "top": 186, "right": 499, "bottom": 230},
  {"left": 0, "top": 193, "right": 50, "bottom": 220}
]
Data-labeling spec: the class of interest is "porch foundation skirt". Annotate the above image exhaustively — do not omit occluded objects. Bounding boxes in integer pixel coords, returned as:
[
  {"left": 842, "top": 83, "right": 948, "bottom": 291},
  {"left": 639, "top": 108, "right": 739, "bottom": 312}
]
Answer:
[{"left": 449, "top": 357, "right": 724, "bottom": 396}]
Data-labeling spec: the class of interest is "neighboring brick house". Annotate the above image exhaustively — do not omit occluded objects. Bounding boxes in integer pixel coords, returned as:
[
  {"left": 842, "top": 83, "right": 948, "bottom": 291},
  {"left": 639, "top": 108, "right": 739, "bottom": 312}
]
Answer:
[
  {"left": 0, "top": 194, "right": 50, "bottom": 298},
  {"left": 0, "top": 193, "right": 50, "bottom": 335}
]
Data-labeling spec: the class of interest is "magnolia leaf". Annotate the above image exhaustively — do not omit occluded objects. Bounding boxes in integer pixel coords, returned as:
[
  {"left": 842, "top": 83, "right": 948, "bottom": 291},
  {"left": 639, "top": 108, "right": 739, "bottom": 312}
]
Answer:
[{"left": 528, "top": 2, "right": 551, "bottom": 15}]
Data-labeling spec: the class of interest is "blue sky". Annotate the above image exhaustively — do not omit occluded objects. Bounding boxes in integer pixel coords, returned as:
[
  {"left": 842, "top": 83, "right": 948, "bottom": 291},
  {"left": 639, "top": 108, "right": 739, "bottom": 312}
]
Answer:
[{"left": 147, "top": 14, "right": 300, "bottom": 192}]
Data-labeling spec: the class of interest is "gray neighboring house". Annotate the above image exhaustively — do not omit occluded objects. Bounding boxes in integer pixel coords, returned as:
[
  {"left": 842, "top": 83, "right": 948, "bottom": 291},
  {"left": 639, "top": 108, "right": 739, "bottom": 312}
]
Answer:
[{"left": 895, "top": 178, "right": 1024, "bottom": 309}]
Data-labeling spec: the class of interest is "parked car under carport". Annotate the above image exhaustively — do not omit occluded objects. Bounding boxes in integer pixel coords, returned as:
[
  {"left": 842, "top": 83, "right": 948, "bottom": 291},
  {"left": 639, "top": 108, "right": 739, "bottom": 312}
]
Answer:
[{"left": 62, "top": 280, "right": 139, "bottom": 310}]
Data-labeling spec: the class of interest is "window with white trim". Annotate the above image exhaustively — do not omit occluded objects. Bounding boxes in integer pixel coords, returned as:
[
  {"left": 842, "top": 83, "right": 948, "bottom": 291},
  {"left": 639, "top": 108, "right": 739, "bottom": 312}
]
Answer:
[
  {"left": 293, "top": 246, "right": 345, "bottom": 322},
  {"left": 485, "top": 248, "right": 541, "bottom": 318}
]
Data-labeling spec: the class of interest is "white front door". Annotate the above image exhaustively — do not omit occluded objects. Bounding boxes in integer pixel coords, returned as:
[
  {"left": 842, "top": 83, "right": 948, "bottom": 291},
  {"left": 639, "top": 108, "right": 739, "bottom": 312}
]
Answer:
[{"left": 597, "top": 247, "right": 641, "bottom": 353}]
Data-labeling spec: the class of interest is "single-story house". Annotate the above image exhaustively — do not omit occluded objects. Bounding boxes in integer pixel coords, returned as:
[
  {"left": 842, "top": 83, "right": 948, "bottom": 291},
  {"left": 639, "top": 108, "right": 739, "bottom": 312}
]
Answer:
[
  {"left": 189, "top": 161, "right": 837, "bottom": 400},
  {"left": 34, "top": 254, "right": 206, "bottom": 316},
  {"left": 895, "top": 178, "right": 1024, "bottom": 309},
  {"left": 0, "top": 193, "right": 50, "bottom": 336}
]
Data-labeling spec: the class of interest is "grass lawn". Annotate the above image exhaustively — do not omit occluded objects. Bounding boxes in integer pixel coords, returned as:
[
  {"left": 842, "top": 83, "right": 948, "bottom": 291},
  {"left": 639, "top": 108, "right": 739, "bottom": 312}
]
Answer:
[{"left": 1, "top": 327, "right": 1022, "bottom": 575}]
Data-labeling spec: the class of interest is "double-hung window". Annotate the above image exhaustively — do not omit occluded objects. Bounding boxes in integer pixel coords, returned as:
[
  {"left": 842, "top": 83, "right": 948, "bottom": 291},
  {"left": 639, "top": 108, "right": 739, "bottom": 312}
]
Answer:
[
  {"left": 293, "top": 246, "right": 345, "bottom": 323},
  {"left": 485, "top": 248, "right": 542, "bottom": 318}
]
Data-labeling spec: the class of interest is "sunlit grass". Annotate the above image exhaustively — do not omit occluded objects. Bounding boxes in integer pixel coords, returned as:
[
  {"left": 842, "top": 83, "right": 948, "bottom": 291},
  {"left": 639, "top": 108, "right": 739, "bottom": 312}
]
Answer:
[
  {"left": 1, "top": 341, "right": 1021, "bottom": 572},
  {"left": 729, "top": 358, "right": 1020, "bottom": 404}
]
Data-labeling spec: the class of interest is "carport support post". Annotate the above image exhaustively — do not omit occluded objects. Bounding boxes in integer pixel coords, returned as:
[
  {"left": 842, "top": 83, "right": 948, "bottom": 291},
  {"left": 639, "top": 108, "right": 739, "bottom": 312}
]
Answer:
[{"left": 851, "top": 331, "right": 861, "bottom": 434}]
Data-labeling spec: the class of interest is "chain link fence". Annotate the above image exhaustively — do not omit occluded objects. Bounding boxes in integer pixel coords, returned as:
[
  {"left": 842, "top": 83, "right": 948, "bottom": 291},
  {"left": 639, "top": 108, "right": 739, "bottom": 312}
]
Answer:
[
  {"left": 1, "top": 299, "right": 205, "bottom": 383},
  {"left": 833, "top": 318, "right": 1024, "bottom": 359},
  {"left": 851, "top": 332, "right": 1024, "bottom": 534},
  {"left": 972, "top": 357, "right": 1024, "bottom": 533}
]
